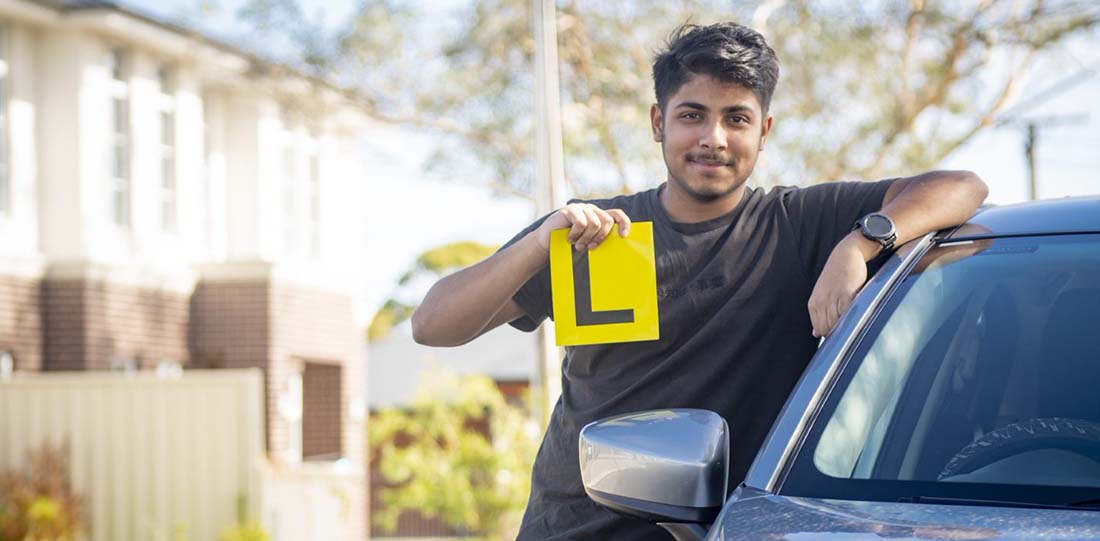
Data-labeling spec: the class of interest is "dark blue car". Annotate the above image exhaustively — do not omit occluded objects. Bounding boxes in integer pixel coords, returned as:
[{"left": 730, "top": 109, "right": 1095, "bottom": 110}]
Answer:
[{"left": 580, "top": 196, "right": 1100, "bottom": 540}]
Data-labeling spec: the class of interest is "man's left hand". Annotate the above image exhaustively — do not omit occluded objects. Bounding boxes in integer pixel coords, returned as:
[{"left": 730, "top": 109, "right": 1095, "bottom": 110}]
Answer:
[{"left": 808, "top": 233, "right": 878, "bottom": 338}]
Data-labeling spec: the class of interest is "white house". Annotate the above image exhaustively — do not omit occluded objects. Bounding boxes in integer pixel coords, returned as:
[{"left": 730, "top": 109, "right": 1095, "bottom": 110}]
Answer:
[{"left": 0, "top": 0, "right": 372, "bottom": 538}]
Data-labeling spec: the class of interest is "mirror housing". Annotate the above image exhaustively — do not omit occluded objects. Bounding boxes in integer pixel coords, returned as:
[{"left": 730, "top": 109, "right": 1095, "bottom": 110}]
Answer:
[{"left": 579, "top": 409, "right": 729, "bottom": 524}]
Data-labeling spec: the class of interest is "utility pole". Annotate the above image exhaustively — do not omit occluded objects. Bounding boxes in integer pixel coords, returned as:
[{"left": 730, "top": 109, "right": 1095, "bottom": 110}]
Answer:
[
  {"left": 532, "top": 0, "right": 567, "bottom": 426},
  {"left": 1007, "top": 115, "right": 1086, "bottom": 200},
  {"left": 1024, "top": 123, "right": 1037, "bottom": 201},
  {"left": 994, "top": 60, "right": 1098, "bottom": 201}
]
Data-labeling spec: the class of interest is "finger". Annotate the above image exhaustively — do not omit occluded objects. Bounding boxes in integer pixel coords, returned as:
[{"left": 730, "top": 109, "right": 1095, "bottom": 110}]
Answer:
[
  {"left": 827, "top": 293, "right": 856, "bottom": 336},
  {"left": 607, "top": 209, "right": 631, "bottom": 237},
  {"left": 575, "top": 206, "right": 604, "bottom": 248},
  {"left": 808, "top": 300, "right": 823, "bottom": 338},
  {"left": 589, "top": 209, "right": 615, "bottom": 248},
  {"left": 823, "top": 297, "right": 840, "bottom": 337},
  {"left": 566, "top": 206, "right": 588, "bottom": 243}
]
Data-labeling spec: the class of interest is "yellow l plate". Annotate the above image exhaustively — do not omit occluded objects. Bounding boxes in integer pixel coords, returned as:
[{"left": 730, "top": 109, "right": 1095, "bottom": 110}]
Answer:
[{"left": 550, "top": 222, "right": 659, "bottom": 346}]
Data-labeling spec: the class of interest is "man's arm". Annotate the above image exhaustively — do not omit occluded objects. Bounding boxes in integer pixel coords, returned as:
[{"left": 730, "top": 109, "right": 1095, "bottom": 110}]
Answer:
[
  {"left": 412, "top": 203, "right": 632, "bottom": 347},
  {"left": 808, "top": 170, "right": 989, "bottom": 337}
]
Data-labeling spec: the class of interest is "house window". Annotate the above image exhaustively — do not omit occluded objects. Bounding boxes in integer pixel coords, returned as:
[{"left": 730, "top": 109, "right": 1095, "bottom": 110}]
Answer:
[
  {"left": 202, "top": 115, "right": 214, "bottom": 250},
  {"left": 157, "top": 66, "right": 176, "bottom": 232},
  {"left": 106, "top": 48, "right": 130, "bottom": 227},
  {"left": 282, "top": 145, "right": 297, "bottom": 255},
  {"left": 307, "top": 153, "right": 320, "bottom": 258},
  {"left": 302, "top": 361, "right": 342, "bottom": 460},
  {"left": 0, "top": 27, "right": 10, "bottom": 217}
]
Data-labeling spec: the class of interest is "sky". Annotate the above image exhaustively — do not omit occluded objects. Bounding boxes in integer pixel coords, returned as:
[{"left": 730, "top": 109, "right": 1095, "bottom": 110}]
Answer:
[{"left": 138, "top": 0, "right": 1100, "bottom": 316}]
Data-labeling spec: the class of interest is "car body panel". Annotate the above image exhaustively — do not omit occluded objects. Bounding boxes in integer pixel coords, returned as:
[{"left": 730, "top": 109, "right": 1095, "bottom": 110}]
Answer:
[
  {"left": 954, "top": 196, "right": 1100, "bottom": 239},
  {"left": 704, "top": 493, "right": 1100, "bottom": 540}
]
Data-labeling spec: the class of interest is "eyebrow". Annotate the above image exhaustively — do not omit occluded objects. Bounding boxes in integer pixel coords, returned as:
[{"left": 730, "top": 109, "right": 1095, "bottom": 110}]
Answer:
[{"left": 674, "top": 102, "right": 755, "bottom": 115}]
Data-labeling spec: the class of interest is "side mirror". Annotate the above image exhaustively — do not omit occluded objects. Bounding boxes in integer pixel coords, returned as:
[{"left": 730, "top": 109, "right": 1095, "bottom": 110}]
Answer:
[{"left": 579, "top": 409, "right": 728, "bottom": 537}]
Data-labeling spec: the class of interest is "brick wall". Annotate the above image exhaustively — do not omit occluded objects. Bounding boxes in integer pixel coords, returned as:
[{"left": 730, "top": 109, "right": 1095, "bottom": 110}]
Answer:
[
  {"left": 41, "top": 280, "right": 85, "bottom": 370},
  {"left": 269, "top": 283, "right": 364, "bottom": 463},
  {"left": 193, "top": 277, "right": 366, "bottom": 541},
  {"left": 0, "top": 274, "right": 42, "bottom": 371},
  {"left": 189, "top": 281, "right": 270, "bottom": 371},
  {"left": 41, "top": 278, "right": 189, "bottom": 371},
  {"left": 268, "top": 282, "right": 366, "bottom": 541},
  {"left": 189, "top": 279, "right": 273, "bottom": 448}
]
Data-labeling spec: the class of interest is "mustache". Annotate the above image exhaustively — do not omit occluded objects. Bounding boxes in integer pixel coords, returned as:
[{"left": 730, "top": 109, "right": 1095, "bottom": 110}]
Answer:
[{"left": 686, "top": 153, "right": 732, "bottom": 165}]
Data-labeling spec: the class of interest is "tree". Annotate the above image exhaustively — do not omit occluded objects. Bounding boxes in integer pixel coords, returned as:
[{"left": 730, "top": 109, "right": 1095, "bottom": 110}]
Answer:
[
  {"left": 235, "top": 0, "right": 1099, "bottom": 198},
  {"left": 367, "top": 241, "right": 498, "bottom": 341},
  {"left": 369, "top": 369, "right": 540, "bottom": 539}
]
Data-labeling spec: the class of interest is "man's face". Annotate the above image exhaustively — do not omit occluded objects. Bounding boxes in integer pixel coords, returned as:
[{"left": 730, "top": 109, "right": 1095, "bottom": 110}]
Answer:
[{"left": 651, "top": 74, "right": 773, "bottom": 203}]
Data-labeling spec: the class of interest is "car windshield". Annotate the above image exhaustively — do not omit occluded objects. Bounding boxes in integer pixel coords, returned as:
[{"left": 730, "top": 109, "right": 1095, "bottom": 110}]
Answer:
[{"left": 784, "top": 233, "right": 1100, "bottom": 506}]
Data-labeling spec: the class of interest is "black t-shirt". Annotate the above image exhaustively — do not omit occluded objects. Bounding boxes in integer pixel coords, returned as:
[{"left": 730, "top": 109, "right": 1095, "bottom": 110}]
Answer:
[{"left": 507, "top": 180, "right": 895, "bottom": 540}]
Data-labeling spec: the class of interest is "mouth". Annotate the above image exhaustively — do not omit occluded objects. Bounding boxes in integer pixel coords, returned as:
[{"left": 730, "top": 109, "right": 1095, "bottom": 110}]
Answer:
[{"left": 687, "top": 156, "right": 732, "bottom": 169}]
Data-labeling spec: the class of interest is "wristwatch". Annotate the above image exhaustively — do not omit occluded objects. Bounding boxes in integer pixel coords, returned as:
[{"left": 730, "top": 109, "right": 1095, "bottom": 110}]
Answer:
[{"left": 855, "top": 212, "right": 897, "bottom": 252}]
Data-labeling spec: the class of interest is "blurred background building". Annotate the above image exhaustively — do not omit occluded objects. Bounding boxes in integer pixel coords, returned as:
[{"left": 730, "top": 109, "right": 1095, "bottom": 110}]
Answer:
[{"left": 0, "top": 0, "right": 370, "bottom": 539}]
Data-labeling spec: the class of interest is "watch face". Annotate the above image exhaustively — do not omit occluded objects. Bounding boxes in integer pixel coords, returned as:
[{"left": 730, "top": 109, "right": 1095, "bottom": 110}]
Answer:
[{"left": 865, "top": 215, "right": 894, "bottom": 237}]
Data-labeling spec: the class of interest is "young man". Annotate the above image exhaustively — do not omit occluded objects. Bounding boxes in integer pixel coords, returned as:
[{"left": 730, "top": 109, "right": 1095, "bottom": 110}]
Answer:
[{"left": 412, "top": 22, "right": 987, "bottom": 540}]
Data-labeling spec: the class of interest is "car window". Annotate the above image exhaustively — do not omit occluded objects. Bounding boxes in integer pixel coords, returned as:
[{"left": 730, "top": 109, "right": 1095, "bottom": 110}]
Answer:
[{"left": 785, "top": 234, "right": 1100, "bottom": 504}]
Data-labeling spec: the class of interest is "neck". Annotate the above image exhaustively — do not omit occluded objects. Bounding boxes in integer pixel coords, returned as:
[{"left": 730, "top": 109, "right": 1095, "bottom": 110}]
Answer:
[{"left": 660, "top": 182, "right": 747, "bottom": 223}]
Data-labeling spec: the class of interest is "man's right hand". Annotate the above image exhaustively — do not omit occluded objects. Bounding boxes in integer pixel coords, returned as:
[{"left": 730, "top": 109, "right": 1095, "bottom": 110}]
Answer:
[
  {"left": 413, "top": 203, "right": 632, "bottom": 346},
  {"left": 534, "top": 203, "right": 632, "bottom": 252}
]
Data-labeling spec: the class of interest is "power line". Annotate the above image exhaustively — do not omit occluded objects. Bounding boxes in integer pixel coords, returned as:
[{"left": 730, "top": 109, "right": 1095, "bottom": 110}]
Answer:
[
  {"left": 996, "top": 59, "right": 1100, "bottom": 126},
  {"left": 993, "top": 60, "right": 1098, "bottom": 200}
]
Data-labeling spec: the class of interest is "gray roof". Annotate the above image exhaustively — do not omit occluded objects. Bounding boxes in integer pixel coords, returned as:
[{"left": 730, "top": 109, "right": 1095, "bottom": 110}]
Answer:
[{"left": 367, "top": 325, "right": 538, "bottom": 409}]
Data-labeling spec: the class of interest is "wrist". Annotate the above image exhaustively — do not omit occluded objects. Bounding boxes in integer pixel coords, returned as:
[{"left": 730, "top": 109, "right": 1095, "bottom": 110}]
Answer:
[
  {"left": 521, "top": 226, "right": 552, "bottom": 260},
  {"left": 842, "top": 230, "right": 883, "bottom": 262}
]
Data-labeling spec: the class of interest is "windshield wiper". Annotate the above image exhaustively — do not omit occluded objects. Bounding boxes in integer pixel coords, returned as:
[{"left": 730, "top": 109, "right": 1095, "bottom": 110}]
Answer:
[{"left": 901, "top": 496, "right": 1100, "bottom": 512}]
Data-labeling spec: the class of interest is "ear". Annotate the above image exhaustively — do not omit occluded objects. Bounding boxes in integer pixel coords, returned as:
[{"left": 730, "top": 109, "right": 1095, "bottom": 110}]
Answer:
[
  {"left": 650, "top": 104, "right": 664, "bottom": 142},
  {"left": 758, "top": 114, "right": 773, "bottom": 151}
]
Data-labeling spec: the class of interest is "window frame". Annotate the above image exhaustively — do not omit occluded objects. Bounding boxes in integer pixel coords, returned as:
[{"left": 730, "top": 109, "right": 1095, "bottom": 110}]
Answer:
[
  {"left": 157, "top": 65, "right": 177, "bottom": 232},
  {"left": 0, "top": 26, "right": 11, "bottom": 218},
  {"left": 106, "top": 47, "right": 131, "bottom": 227}
]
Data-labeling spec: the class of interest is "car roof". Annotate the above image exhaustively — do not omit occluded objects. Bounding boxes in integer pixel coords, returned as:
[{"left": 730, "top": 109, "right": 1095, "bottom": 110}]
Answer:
[{"left": 949, "top": 196, "right": 1100, "bottom": 240}]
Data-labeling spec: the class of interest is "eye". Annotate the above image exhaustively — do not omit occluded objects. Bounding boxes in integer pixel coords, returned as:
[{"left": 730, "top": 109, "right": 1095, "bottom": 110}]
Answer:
[
  {"left": 728, "top": 115, "right": 750, "bottom": 124},
  {"left": 680, "top": 112, "right": 702, "bottom": 120}
]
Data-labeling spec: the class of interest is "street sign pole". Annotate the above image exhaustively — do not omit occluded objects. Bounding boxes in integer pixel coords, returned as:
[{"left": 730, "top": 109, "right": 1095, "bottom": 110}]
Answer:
[{"left": 532, "top": 0, "right": 566, "bottom": 426}]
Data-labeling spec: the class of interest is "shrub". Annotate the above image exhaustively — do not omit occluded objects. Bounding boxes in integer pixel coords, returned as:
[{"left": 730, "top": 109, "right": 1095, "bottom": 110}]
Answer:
[{"left": 0, "top": 442, "right": 85, "bottom": 541}]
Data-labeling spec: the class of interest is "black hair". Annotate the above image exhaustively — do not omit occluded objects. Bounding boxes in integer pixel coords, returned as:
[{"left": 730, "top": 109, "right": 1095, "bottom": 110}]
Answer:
[{"left": 653, "top": 22, "right": 780, "bottom": 113}]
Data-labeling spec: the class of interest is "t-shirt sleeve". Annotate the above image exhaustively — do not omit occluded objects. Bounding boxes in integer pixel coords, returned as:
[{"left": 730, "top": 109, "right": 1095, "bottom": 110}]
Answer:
[
  {"left": 497, "top": 212, "right": 555, "bottom": 332},
  {"left": 783, "top": 179, "right": 897, "bottom": 281}
]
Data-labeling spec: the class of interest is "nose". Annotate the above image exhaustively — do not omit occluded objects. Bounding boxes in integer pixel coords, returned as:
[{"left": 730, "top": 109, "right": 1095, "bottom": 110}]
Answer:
[{"left": 699, "top": 120, "right": 727, "bottom": 151}]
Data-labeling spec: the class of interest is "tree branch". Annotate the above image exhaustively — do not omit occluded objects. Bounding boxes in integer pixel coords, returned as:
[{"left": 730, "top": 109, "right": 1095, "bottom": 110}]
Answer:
[
  {"left": 560, "top": 3, "right": 633, "bottom": 195},
  {"left": 933, "top": 48, "right": 1037, "bottom": 162}
]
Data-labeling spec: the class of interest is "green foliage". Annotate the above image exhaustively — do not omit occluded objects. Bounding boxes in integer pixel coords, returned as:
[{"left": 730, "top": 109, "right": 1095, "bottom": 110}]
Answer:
[
  {"left": 406, "top": 241, "right": 499, "bottom": 283},
  {"left": 0, "top": 443, "right": 85, "bottom": 541},
  {"left": 218, "top": 494, "right": 270, "bottom": 541},
  {"left": 370, "top": 369, "right": 539, "bottom": 539},
  {"left": 218, "top": 522, "right": 269, "bottom": 541},
  {"left": 367, "top": 299, "right": 416, "bottom": 342},
  {"left": 368, "top": 241, "right": 497, "bottom": 342}
]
